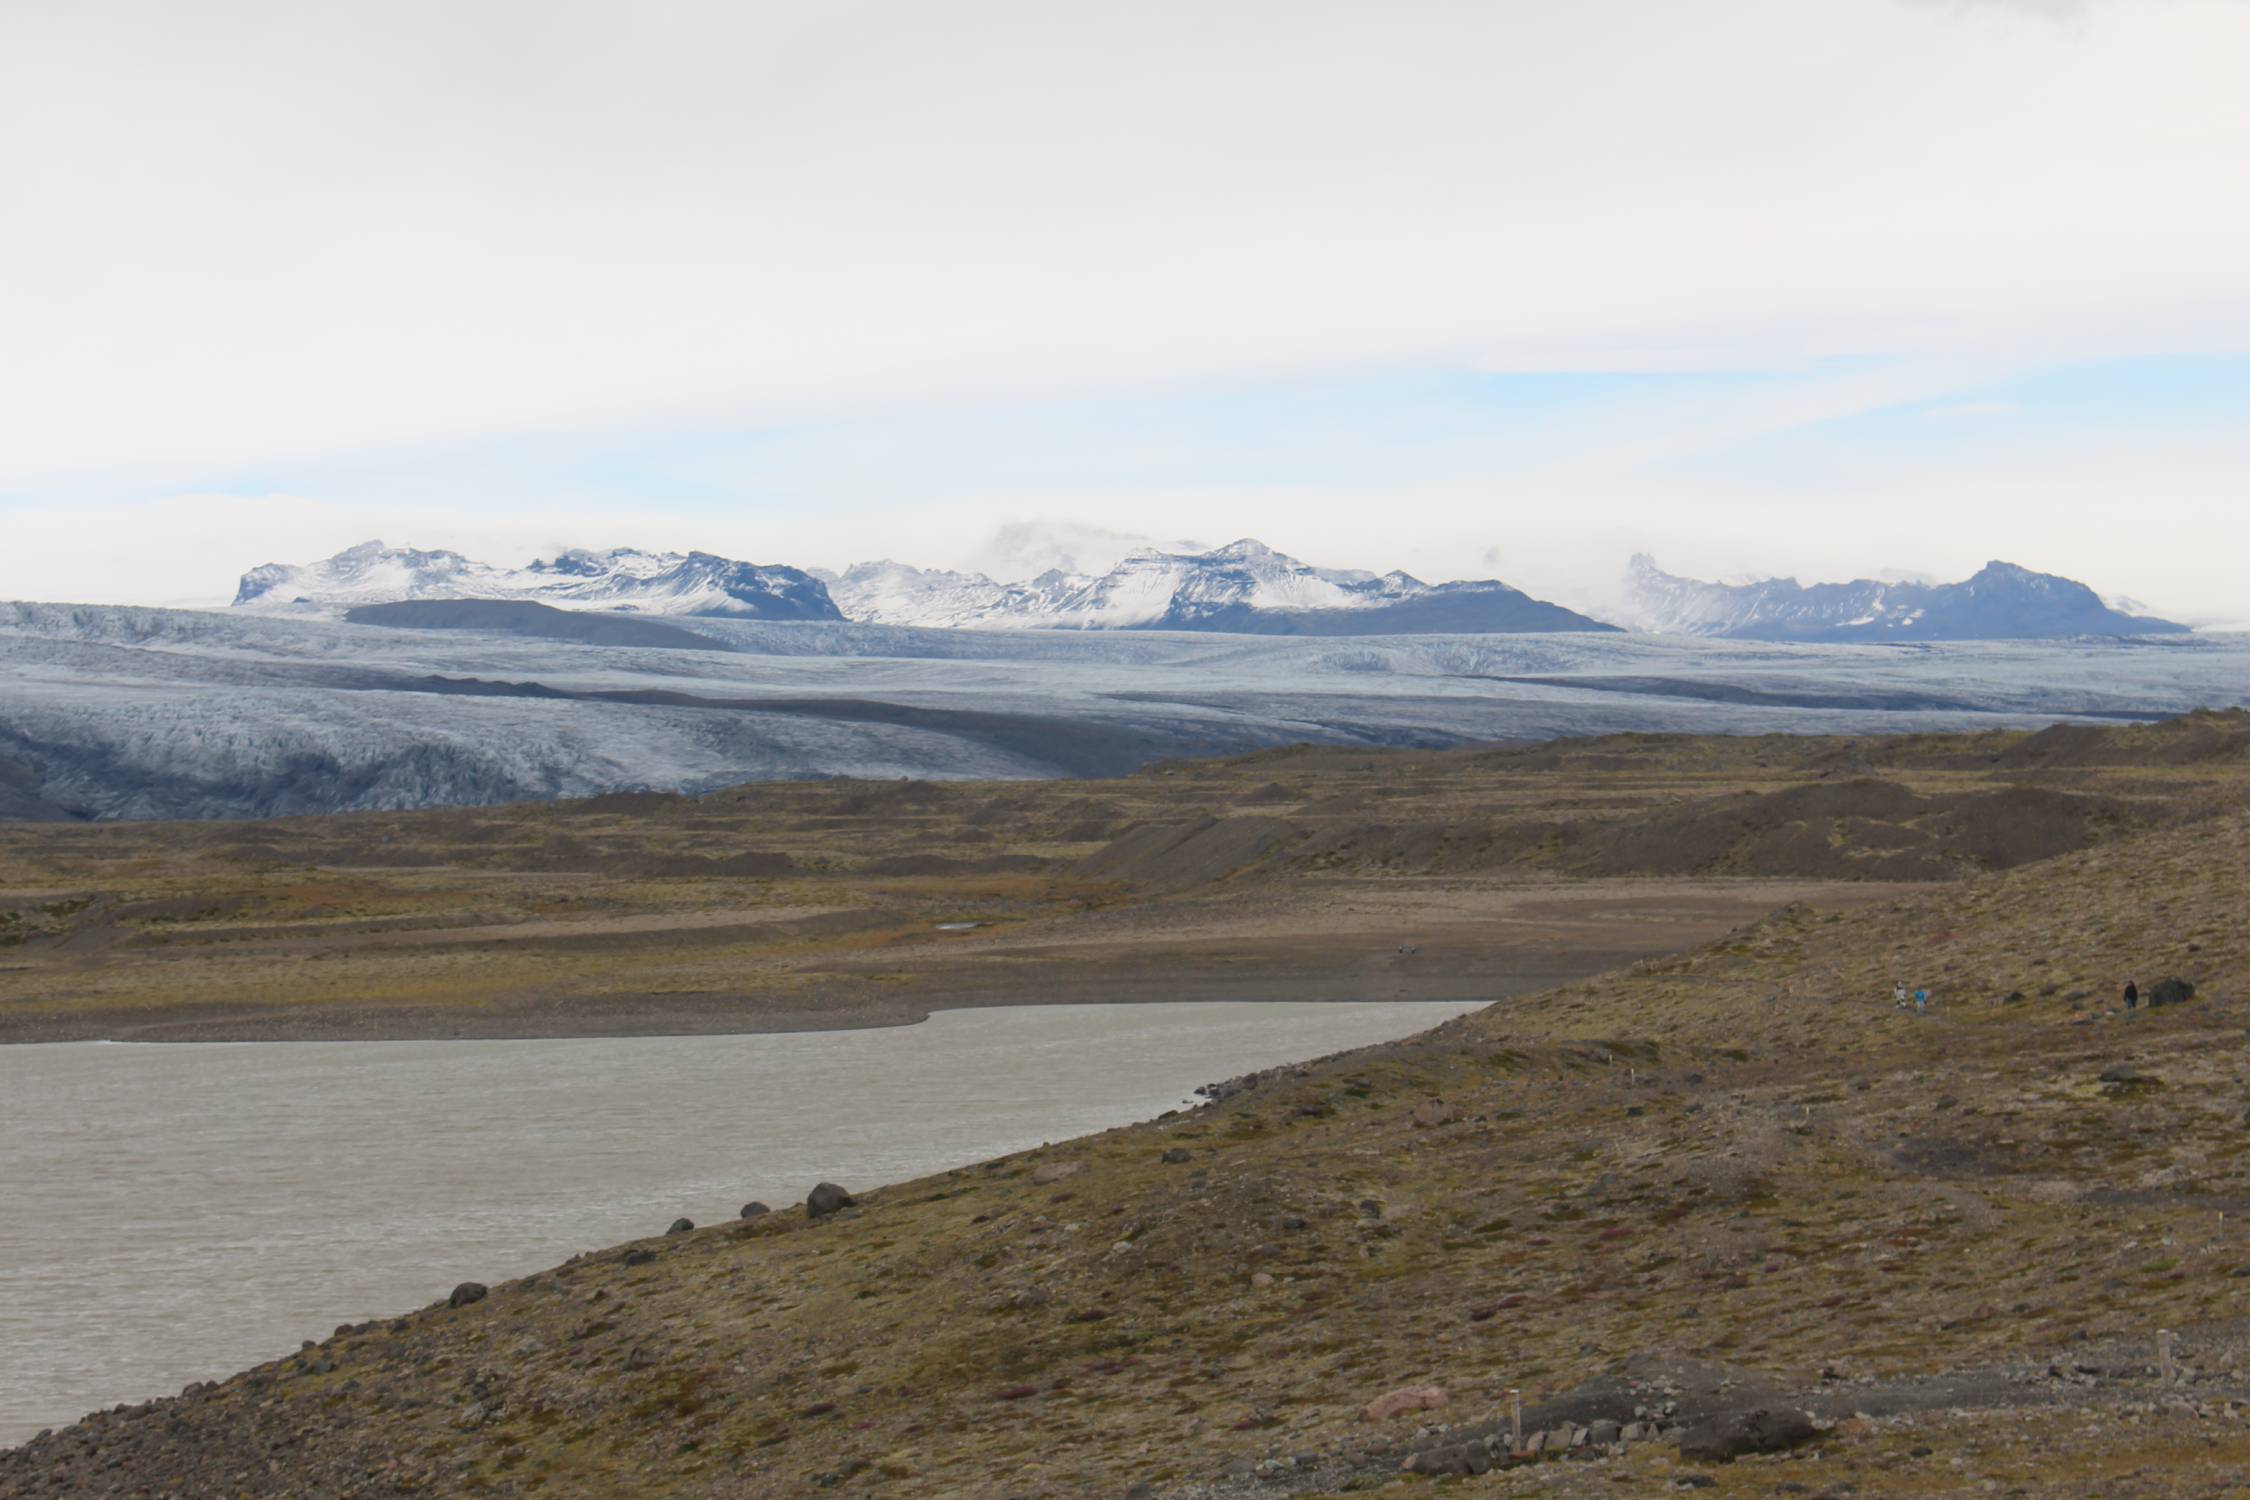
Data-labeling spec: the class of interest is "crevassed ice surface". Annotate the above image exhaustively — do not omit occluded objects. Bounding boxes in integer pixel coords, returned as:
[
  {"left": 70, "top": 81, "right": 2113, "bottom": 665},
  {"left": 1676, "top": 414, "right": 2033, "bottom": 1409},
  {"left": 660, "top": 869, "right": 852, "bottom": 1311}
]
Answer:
[{"left": 2, "top": 602, "right": 2246, "bottom": 818}]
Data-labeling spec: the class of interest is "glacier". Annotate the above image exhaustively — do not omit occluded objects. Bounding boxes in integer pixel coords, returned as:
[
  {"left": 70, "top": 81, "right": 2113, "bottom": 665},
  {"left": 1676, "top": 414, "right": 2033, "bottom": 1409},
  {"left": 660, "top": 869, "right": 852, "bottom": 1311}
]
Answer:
[{"left": 3, "top": 600, "right": 2246, "bottom": 822}]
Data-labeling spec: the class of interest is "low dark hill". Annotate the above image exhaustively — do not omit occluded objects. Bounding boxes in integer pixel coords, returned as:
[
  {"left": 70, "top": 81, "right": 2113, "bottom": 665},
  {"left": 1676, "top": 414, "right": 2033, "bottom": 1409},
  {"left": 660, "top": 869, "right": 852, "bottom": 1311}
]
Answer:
[
  {"left": 1989, "top": 708, "right": 2250, "bottom": 770},
  {"left": 1557, "top": 779, "right": 2136, "bottom": 879},
  {"left": 343, "top": 599, "right": 727, "bottom": 650},
  {"left": 1077, "top": 778, "right": 2150, "bottom": 889},
  {"left": 1072, "top": 715, "right": 2250, "bottom": 894}
]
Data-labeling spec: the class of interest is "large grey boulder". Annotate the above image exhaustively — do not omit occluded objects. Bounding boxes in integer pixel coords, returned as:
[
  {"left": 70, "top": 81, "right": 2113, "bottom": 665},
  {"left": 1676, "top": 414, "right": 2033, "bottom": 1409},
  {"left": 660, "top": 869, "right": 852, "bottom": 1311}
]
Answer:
[
  {"left": 2149, "top": 976, "right": 2197, "bottom": 1008},
  {"left": 1677, "top": 1406, "right": 1816, "bottom": 1462},
  {"left": 807, "top": 1182, "right": 856, "bottom": 1219}
]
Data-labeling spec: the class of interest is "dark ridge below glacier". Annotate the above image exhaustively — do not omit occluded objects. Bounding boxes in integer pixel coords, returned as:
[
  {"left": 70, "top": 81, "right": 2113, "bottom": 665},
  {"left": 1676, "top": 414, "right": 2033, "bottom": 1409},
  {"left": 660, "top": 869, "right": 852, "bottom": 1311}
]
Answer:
[
  {"left": 344, "top": 600, "right": 730, "bottom": 650},
  {"left": 1139, "top": 588, "right": 1613, "bottom": 635},
  {"left": 1476, "top": 673, "right": 2168, "bottom": 718}
]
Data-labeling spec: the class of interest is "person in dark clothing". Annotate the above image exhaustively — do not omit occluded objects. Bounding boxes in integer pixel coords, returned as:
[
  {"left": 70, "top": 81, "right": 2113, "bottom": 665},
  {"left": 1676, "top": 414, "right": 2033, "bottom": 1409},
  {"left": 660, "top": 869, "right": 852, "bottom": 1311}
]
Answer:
[{"left": 2124, "top": 981, "right": 2139, "bottom": 1010}]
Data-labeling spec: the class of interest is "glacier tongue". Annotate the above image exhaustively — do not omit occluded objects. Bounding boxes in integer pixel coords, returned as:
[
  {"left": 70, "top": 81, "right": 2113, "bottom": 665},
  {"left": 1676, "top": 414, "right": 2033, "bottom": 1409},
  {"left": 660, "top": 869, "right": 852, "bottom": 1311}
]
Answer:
[{"left": 5, "top": 599, "right": 2245, "bottom": 822}]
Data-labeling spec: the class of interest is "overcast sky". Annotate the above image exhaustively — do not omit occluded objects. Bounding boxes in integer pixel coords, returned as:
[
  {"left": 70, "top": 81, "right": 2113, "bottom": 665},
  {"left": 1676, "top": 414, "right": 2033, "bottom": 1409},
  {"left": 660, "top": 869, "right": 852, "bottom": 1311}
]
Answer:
[{"left": 3, "top": 0, "right": 2246, "bottom": 621}]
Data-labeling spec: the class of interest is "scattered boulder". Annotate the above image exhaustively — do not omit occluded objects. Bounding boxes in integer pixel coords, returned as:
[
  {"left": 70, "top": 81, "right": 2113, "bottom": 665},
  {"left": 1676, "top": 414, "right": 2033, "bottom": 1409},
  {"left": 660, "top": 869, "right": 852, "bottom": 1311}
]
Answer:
[
  {"left": 1411, "top": 1099, "right": 1462, "bottom": 1128},
  {"left": 1587, "top": 1418, "right": 1622, "bottom": 1446},
  {"left": 2099, "top": 1064, "right": 2143, "bottom": 1085},
  {"left": 1032, "top": 1161, "right": 1084, "bottom": 1186},
  {"left": 1406, "top": 1442, "right": 1490, "bottom": 1476},
  {"left": 1360, "top": 1384, "right": 1449, "bottom": 1422},
  {"left": 1160, "top": 1148, "right": 1192, "bottom": 1164},
  {"left": 2149, "top": 977, "right": 2197, "bottom": 1008},
  {"left": 740, "top": 1202, "right": 770, "bottom": 1218},
  {"left": 666, "top": 1218, "right": 694, "bottom": 1236},
  {"left": 1676, "top": 1406, "right": 1817, "bottom": 1463},
  {"left": 807, "top": 1182, "right": 856, "bottom": 1218},
  {"left": 623, "top": 1249, "right": 655, "bottom": 1267},
  {"left": 447, "top": 1283, "right": 487, "bottom": 1309}
]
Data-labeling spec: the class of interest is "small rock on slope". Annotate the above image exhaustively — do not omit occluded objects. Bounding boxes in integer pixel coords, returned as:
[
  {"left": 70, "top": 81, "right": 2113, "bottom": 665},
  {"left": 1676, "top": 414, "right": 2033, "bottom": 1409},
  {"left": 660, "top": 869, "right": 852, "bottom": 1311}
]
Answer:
[{"left": 808, "top": 1182, "right": 856, "bottom": 1218}]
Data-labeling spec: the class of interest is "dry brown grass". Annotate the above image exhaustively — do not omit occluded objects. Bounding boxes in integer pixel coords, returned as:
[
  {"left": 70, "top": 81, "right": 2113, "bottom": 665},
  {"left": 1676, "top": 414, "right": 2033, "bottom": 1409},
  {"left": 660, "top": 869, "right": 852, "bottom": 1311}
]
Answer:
[
  {"left": 3, "top": 714, "right": 2244, "bottom": 1041},
  {"left": 5, "top": 718, "right": 2250, "bottom": 1496}
]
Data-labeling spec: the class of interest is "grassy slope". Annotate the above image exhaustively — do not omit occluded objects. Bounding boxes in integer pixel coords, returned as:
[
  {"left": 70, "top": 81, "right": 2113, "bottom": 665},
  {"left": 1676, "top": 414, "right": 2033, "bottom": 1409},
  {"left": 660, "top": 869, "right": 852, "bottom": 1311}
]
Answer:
[{"left": 5, "top": 738, "right": 2249, "bottom": 1496}]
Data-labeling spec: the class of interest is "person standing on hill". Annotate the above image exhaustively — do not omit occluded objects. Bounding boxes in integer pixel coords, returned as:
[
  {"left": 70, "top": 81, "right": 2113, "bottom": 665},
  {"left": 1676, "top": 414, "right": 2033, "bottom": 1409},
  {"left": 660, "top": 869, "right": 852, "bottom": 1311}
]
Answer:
[
  {"left": 1914, "top": 987, "right": 1929, "bottom": 1016},
  {"left": 2124, "top": 981, "right": 2139, "bottom": 1010},
  {"left": 1894, "top": 981, "right": 1909, "bottom": 1008}
]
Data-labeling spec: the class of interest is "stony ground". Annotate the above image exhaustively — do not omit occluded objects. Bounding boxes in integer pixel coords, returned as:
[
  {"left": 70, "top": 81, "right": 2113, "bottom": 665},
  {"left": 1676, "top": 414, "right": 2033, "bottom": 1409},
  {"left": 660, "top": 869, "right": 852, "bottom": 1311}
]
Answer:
[
  {"left": 3, "top": 715, "right": 2243, "bottom": 1042},
  {"left": 4, "top": 717, "right": 2249, "bottom": 1497}
]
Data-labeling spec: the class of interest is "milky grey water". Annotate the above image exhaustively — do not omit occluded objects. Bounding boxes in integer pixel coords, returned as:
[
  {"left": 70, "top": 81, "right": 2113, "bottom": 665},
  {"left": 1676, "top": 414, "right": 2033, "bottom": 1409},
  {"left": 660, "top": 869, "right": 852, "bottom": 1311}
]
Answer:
[{"left": 0, "top": 999, "right": 1479, "bottom": 1445}]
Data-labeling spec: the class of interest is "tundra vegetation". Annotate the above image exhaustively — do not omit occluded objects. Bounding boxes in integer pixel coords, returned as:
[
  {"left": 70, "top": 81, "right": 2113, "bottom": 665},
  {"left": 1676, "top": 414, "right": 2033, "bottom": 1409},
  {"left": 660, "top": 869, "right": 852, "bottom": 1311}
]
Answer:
[{"left": 2, "top": 711, "right": 2249, "bottom": 1496}]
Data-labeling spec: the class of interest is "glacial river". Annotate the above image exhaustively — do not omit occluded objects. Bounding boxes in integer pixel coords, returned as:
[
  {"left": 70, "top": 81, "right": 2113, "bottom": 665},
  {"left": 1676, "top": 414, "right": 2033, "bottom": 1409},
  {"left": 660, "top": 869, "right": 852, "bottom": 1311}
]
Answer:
[{"left": 0, "top": 999, "right": 1480, "bottom": 1445}]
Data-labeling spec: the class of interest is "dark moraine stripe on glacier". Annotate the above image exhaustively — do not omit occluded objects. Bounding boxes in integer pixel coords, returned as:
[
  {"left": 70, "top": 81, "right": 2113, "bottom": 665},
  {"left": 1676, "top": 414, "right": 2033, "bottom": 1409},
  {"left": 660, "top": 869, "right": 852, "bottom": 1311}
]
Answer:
[
  {"left": 1480, "top": 674, "right": 2168, "bottom": 718},
  {"left": 344, "top": 599, "right": 728, "bottom": 650},
  {"left": 333, "top": 672, "right": 1312, "bottom": 778}
]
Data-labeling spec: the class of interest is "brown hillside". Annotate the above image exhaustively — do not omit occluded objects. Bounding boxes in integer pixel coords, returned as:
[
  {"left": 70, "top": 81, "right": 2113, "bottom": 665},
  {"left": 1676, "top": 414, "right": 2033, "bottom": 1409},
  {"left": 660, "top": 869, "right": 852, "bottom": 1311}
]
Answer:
[
  {"left": 5, "top": 728, "right": 2250, "bottom": 1496},
  {"left": 3, "top": 718, "right": 2245, "bottom": 1043}
]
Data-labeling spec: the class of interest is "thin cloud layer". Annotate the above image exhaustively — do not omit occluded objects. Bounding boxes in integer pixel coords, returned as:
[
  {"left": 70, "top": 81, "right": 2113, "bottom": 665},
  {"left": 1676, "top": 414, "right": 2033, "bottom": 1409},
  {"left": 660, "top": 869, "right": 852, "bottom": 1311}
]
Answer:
[{"left": 4, "top": 0, "right": 2248, "bottom": 480}]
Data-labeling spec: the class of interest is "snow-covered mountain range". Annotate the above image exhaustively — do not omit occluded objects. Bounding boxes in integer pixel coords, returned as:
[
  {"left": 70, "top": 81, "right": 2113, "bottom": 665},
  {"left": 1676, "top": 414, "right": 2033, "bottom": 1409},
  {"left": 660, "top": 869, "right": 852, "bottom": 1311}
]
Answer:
[
  {"left": 241, "top": 538, "right": 1613, "bottom": 634},
  {"left": 235, "top": 541, "right": 841, "bottom": 621},
  {"left": 1622, "top": 556, "right": 2191, "bottom": 642},
  {"left": 232, "top": 539, "right": 2190, "bottom": 643},
  {"left": 820, "top": 539, "right": 1613, "bottom": 634}
]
